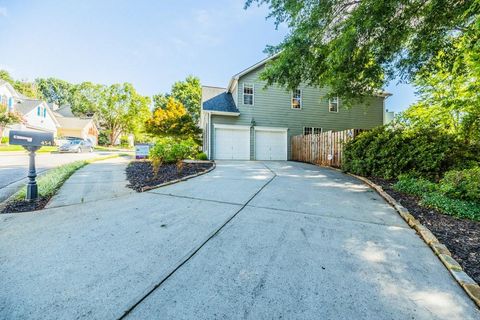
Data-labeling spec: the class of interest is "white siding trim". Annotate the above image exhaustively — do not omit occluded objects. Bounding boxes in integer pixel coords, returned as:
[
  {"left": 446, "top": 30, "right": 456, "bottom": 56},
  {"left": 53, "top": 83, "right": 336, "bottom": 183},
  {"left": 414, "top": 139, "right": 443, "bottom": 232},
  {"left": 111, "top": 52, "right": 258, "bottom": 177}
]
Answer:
[
  {"left": 254, "top": 126, "right": 288, "bottom": 132},
  {"left": 213, "top": 124, "right": 251, "bottom": 130}
]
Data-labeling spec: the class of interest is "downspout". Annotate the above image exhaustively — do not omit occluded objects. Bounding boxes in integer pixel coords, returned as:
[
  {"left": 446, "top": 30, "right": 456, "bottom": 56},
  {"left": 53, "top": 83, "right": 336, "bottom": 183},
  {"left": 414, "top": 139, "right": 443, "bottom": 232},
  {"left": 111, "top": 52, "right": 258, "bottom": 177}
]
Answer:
[{"left": 208, "top": 112, "right": 212, "bottom": 160}]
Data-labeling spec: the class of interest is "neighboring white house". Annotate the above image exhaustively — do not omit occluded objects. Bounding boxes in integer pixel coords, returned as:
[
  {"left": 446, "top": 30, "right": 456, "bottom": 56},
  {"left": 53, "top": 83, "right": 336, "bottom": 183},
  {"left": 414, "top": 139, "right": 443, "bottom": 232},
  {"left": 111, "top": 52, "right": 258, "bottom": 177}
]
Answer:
[
  {"left": 1, "top": 82, "right": 99, "bottom": 144},
  {"left": 0, "top": 80, "right": 22, "bottom": 112},
  {"left": 7, "top": 99, "right": 60, "bottom": 135}
]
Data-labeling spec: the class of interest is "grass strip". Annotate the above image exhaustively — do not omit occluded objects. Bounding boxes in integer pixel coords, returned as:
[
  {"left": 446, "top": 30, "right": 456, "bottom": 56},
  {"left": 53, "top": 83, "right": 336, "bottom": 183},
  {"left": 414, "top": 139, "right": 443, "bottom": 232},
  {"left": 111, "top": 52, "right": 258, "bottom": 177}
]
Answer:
[
  {"left": 94, "top": 146, "right": 134, "bottom": 152},
  {"left": 13, "top": 154, "right": 124, "bottom": 201}
]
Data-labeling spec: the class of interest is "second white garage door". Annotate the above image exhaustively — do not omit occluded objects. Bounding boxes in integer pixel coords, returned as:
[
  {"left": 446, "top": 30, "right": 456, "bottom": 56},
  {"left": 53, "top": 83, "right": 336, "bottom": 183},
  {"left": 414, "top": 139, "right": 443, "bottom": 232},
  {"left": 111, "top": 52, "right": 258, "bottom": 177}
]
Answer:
[
  {"left": 255, "top": 127, "right": 288, "bottom": 160},
  {"left": 214, "top": 126, "right": 250, "bottom": 160}
]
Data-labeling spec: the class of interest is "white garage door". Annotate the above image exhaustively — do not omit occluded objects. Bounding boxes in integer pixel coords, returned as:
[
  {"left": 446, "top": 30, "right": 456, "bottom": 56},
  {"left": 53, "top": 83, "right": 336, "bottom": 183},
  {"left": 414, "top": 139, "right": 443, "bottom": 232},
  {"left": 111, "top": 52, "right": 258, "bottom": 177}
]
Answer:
[
  {"left": 255, "top": 128, "right": 287, "bottom": 160},
  {"left": 214, "top": 126, "right": 250, "bottom": 160}
]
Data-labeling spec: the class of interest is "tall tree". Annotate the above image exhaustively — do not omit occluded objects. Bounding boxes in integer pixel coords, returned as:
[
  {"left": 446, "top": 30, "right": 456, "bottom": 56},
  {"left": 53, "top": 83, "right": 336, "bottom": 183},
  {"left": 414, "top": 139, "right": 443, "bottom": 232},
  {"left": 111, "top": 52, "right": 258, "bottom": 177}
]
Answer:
[
  {"left": 70, "top": 82, "right": 104, "bottom": 117},
  {"left": 152, "top": 93, "right": 170, "bottom": 111},
  {"left": 0, "top": 70, "right": 41, "bottom": 99},
  {"left": 145, "top": 96, "right": 201, "bottom": 142},
  {"left": 402, "top": 18, "right": 480, "bottom": 143},
  {"left": 245, "top": 0, "right": 479, "bottom": 102},
  {"left": 0, "top": 70, "right": 14, "bottom": 84},
  {"left": 152, "top": 76, "right": 202, "bottom": 122},
  {"left": 97, "top": 83, "right": 151, "bottom": 145},
  {"left": 170, "top": 76, "right": 202, "bottom": 122},
  {"left": 36, "top": 78, "right": 75, "bottom": 106}
]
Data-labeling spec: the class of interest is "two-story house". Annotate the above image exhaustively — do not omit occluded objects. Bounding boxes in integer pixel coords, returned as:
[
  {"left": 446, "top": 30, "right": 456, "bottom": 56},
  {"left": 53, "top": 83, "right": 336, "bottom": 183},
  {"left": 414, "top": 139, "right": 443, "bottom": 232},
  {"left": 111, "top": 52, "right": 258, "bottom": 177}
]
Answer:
[
  {"left": 10, "top": 99, "right": 60, "bottom": 135},
  {"left": 200, "top": 56, "right": 391, "bottom": 160}
]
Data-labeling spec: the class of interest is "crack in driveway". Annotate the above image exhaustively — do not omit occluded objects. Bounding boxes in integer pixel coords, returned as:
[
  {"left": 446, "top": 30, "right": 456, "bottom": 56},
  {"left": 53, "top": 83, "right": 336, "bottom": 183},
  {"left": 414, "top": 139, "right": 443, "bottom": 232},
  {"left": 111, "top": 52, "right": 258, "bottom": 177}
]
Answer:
[{"left": 118, "top": 163, "right": 278, "bottom": 319}]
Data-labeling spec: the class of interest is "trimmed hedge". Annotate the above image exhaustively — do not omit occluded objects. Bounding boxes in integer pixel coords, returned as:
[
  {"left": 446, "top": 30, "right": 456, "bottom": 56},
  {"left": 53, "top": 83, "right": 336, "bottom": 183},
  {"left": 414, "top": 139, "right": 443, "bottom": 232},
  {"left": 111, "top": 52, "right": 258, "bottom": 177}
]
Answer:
[{"left": 342, "top": 126, "right": 479, "bottom": 180}]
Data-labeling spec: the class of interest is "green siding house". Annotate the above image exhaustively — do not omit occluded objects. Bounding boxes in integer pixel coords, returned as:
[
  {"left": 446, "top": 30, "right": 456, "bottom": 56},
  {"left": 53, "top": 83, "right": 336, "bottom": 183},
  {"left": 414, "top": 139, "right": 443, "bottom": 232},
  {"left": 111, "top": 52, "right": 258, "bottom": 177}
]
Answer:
[{"left": 200, "top": 56, "right": 391, "bottom": 160}]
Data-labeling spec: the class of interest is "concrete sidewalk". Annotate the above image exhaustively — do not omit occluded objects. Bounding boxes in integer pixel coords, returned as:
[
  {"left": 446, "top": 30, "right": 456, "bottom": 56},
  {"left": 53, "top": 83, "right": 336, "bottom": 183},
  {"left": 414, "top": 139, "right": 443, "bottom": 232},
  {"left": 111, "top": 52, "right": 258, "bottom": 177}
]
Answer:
[
  {"left": 45, "top": 156, "right": 134, "bottom": 208},
  {"left": 0, "top": 161, "right": 478, "bottom": 319}
]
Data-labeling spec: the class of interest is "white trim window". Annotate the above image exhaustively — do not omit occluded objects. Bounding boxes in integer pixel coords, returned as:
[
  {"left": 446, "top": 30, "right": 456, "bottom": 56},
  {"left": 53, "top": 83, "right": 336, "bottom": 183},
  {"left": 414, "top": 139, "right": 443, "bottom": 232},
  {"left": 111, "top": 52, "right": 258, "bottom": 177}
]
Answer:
[
  {"left": 291, "top": 89, "right": 302, "bottom": 109},
  {"left": 303, "top": 127, "right": 322, "bottom": 135},
  {"left": 329, "top": 97, "right": 339, "bottom": 112},
  {"left": 243, "top": 83, "right": 254, "bottom": 105}
]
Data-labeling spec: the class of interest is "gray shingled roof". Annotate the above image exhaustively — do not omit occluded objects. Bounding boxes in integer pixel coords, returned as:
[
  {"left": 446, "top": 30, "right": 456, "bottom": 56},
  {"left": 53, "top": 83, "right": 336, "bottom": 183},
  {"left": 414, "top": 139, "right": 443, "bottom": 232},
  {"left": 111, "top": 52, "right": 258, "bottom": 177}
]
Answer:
[
  {"left": 56, "top": 117, "right": 94, "bottom": 130},
  {"left": 14, "top": 99, "right": 44, "bottom": 115},
  {"left": 202, "top": 86, "right": 239, "bottom": 113},
  {"left": 55, "top": 104, "right": 75, "bottom": 117}
]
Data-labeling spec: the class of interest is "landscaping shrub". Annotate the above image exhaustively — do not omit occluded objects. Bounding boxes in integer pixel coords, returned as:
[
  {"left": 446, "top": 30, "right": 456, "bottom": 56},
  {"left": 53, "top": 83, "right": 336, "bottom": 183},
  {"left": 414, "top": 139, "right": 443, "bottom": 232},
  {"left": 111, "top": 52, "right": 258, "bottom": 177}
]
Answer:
[
  {"left": 1, "top": 137, "right": 8, "bottom": 144},
  {"left": 342, "top": 126, "right": 479, "bottom": 180},
  {"left": 421, "top": 193, "right": 480, "bottom": 221},
  {"left": 393, "top": 175, "right": 480, "bottom": 221},
  {"left": 196, "top": 152, "right": 208, "bottom": 160},
  {"left": 98, "top": 131, "right": 110, "bottom": 146},
  {"left": 393, "top": 174, "right": 438, "bottom": 197},
  {"left": 439, "top": 167, "right": 480, "bottom": 203},
  {"left": 120, "top": 135, "right": 129, "bottom": 148},
  {"left": 149, "top": 137, "right": 197, "bottom": 175}
]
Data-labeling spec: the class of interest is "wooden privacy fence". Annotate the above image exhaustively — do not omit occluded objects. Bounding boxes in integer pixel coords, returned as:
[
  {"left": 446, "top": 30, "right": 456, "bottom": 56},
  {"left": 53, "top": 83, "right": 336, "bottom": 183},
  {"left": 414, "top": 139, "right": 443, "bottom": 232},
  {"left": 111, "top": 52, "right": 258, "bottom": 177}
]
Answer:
[{"left": 291, "top": 129, "right": 363, "bottom": 168}]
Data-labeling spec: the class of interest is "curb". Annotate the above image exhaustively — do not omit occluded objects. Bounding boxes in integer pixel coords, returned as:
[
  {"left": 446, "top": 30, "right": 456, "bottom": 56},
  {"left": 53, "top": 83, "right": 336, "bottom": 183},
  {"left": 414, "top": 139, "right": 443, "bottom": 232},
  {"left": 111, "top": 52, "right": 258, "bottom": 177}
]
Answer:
[
  {"left": 140, "top": 162, "right": 216, "bottom": 192},
  {"left": 347, "top": 172, "right": 480, "bottom": 308}
]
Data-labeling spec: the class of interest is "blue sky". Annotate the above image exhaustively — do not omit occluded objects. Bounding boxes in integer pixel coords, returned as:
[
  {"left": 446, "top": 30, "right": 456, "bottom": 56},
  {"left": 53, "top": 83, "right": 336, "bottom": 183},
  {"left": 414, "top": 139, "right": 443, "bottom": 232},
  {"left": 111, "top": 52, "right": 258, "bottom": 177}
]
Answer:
[{"left": 0, "top": 0, "right": 416, "bottom": 112}]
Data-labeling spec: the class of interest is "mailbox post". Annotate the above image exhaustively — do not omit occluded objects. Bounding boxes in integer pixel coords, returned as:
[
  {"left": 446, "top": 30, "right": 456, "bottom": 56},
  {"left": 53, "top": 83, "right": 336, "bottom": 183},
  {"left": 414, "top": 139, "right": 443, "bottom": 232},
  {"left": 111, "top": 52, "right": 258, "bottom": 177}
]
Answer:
[{"left": 8, "top": 130, "right": 54, "bottom": 201}]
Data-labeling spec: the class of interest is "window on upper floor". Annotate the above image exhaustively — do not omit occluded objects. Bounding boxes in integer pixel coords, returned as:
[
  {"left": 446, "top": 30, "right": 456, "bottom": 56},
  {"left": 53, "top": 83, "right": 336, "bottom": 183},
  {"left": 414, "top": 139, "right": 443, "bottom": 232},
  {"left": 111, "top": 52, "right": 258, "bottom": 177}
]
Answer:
[
  {"left": 292, "top": 89, "right": 302, "bottom": 109},
  {"left": 37, "top": 106, "right": 41, "bottom": 116},
  {"left": 43, "top": 107, "right": 47, "bottom": 118},
  {"left": 329, "top": 97, "right": 339, "bottom": 112},
  {"left": 243, "top": 83, "right": 254, "bottom": 105},
  {"left": 303, "top": 127, "right": 323, "bottom": 135}
]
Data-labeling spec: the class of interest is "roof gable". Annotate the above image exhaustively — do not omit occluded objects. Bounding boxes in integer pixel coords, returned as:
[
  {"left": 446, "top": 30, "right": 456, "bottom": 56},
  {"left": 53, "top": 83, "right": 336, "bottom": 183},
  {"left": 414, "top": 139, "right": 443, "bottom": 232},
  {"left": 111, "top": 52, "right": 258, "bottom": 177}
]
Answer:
[
  {"left": 227, "top": 53, "right": 279, "bottom": 92},
  {"left": 201, "top": 86, "right": 239, "bottom": 113}
]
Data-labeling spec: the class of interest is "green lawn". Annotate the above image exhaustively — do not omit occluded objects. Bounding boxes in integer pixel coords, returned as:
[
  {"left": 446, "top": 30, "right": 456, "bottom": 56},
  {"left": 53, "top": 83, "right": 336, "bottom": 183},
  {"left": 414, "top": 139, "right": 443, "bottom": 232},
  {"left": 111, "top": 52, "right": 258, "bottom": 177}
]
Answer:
[
  {"left": 94, "top": 145, "right": 134, "bottom": 152},
  {"left": 0, "top": 145, "right": 58, "bottom": 153}
]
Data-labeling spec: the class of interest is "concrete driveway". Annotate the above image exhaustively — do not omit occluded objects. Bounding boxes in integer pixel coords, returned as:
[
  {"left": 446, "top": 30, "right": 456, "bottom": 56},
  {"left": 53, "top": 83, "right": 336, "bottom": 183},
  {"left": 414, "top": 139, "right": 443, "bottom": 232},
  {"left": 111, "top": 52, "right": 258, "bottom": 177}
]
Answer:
[{"left": 0, "top": 161, "right": 478, "bottom": 319}]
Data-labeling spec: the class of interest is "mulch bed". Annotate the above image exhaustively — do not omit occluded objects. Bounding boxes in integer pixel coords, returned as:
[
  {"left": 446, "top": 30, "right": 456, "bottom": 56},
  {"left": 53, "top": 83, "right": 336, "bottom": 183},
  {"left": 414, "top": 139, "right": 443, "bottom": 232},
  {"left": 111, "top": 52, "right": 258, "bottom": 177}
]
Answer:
[
  {"left": 369, "top": 177, "right": 480, "bottom": 285},
  {"left": 1, "top": 197, "right": 50, "bottom": 214},
  {"left": 126, "top": 161, "right": 213, "bottom": 192}
]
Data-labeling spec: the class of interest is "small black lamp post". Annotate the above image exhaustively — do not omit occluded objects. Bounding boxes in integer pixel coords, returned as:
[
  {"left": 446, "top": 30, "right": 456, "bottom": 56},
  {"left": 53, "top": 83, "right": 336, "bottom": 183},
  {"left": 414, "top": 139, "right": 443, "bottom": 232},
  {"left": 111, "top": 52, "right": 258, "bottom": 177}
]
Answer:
[{"left": 9, "top": 130, "right": 54, "bottom": 202}]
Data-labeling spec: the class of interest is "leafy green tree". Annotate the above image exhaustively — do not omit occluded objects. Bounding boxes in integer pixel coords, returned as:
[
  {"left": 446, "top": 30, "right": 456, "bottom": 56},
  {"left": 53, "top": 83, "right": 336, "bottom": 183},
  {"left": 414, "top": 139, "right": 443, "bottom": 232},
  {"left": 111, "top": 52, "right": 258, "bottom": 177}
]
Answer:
[
  {"left": 152, "top": 93, "right": 169, "bottom": 111},
  {"left": 0, "top": 70, "right": 14, "bottom": 84},
  {"left": 402, "top": 18, "right": 480, "bottom": 143},
  {"left": 36, "top": 78, "right": 75, "bottom": 106},
  {"left": 0, "top": 104, "right": 23, "bottom": 142},
  {"left": 152, "top": 76, "right": 201, "bottom": 122},
  {"left": 0, "top": 70, "right": 41, "bottom": 99},
  {"left": 170, "top": 76, "right": 201, "bottom": 122},
  {"left": 70, "top": 82, "right": 104, "bottom": 117},
  {"left": 245, "top": 0, "right": 479, "bottom": 102},
  {"left": 97, "top": 83, "right": 151, "bottom": 145},
  {"left": 146, "top": 97, "right": 201, "bottom": 142}
]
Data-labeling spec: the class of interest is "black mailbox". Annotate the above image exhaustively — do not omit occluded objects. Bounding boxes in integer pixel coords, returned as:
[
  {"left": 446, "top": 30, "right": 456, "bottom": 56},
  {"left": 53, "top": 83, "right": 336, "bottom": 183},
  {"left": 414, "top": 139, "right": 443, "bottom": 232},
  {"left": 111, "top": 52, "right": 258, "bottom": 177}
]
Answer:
[
  {"left": 9, "top": 130, "right": 54, "bottom": 147},
  {"left": 8, "top": 130, "right": 55, "bottom": 201}
]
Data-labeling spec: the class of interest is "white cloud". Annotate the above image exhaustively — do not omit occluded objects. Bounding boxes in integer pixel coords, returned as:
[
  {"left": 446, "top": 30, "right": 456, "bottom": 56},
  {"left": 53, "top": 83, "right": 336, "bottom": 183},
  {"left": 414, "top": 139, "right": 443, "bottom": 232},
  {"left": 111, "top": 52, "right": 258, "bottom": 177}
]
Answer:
[{"left": 0, "top": 7, "right": 7, "bottom": 17}]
